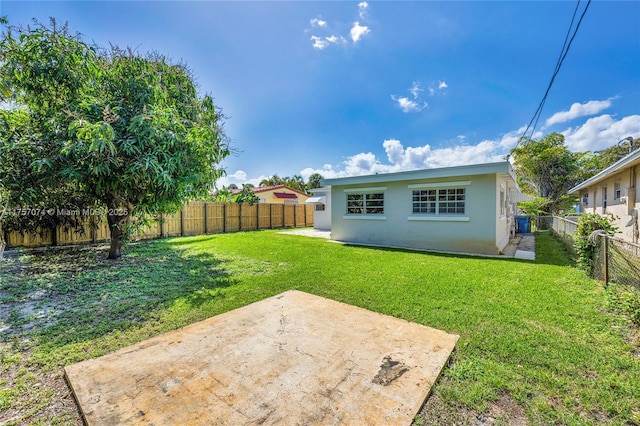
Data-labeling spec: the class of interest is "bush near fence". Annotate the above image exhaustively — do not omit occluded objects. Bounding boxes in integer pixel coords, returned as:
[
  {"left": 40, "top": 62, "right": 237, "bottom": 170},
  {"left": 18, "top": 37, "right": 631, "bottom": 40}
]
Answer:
[
  {"left": 545, "top": 214, "right": 639, "bottom": 288},
  {"left": 5, "top": 202, "right": 314, "bottom": 249}
]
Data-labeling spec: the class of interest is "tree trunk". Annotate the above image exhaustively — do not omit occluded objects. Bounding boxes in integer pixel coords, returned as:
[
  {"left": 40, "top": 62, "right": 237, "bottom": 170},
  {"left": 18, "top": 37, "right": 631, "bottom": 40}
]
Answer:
[
  {"left": 106, "top": 201, "right": 131, "bottom": 260},
  {"left": 107, "top": 215, "right": 123, "bottom": 260},
  {"left": 0, "top": 227, "right": 5, "bottom": 261}
]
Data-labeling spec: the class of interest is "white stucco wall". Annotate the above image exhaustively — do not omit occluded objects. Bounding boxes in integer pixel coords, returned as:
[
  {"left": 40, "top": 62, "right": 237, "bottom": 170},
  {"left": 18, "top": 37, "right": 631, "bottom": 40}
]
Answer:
[
  {"left": 310, "top": 187, "right": 332, "bottom": 231},
  {"left": 330, "top": 173, "right": 501, "bottom": 255}
]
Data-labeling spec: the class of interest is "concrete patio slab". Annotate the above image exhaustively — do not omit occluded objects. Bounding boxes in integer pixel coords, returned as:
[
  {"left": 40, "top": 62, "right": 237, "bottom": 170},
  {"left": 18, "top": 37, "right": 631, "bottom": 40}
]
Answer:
[{"left": 65, "top": 290, "right": 459, "bottom": 426}]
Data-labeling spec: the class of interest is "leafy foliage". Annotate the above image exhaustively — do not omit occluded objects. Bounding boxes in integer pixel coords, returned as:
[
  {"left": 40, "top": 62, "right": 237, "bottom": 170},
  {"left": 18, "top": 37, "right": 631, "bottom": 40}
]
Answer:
[
  {"left": 607, "top": 284, "right": 640, "bottom": 327},
  {"left": 510, "top": 133, "right": 583, "bottom": 214},
  {"left": 517, "top": 196, "right": 551, "bottom": 217},
  {"left": 0, "top": 20, "right": 230, "bottom": 259},
  {"left": 573, "top": 213, "right": 618, "bottom": 275},
  {"left": 258, "top": 173, "right": 324, "bottom": 193},
  {"left": 233, "top": 184, "right": 260, "bottom": 205}
]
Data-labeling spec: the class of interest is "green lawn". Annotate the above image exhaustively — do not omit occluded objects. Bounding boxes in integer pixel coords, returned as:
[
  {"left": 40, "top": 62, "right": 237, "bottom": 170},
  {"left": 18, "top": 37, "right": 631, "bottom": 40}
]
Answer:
[{"left": 1, "top": 230, "right": 638, "bottom": 425}]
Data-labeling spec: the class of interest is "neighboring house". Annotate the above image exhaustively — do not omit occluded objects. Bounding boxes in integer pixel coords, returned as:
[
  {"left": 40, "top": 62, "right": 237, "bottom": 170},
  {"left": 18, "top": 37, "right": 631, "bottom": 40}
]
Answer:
[
  {"left": 568, "top": 148, "right": 640, "bottom": 244},
  {"left": 321, "top": 161, "right": 521, "bottom": 255},
  {"left": 235, "top": 185, "right": 310, "bottom": 204},
  {"left": 305, "top": 186, "right": 331, "bottom": 231}
]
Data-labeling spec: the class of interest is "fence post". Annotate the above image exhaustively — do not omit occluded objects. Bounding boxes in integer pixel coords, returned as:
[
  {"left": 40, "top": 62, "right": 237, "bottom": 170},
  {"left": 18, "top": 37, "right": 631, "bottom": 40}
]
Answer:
[
  {"left": 239, "top": 203, "right": 243, "bottom": 232},
  {"left": 160, "top": 213, "right": 165, "bottom": 237},
  {"left": 256, "top": 203, "right": 260, "bottom": 230},
  {"left": 270, "top": 204, "right": 273, "bottom": 229},
  {"left": 91, "top": 217, "right": 97, "bottom": 244},
  {"left": 51, "top": 226, "right": 58, "bottom": 246},
  {"left": 223, "top": 203, "right": 227, "bottom": 233},
  {"left": 293, "top": 204, "right": 297, "bottom": 228},
  {"left": 181, "top": 206, "right": 186, "bottom": 236},
  {"left": 603, "top": 235, "right": 609, "bottom": 287},
  {"left": 204, "top": 203, "right": 209, "bottom": 235}
]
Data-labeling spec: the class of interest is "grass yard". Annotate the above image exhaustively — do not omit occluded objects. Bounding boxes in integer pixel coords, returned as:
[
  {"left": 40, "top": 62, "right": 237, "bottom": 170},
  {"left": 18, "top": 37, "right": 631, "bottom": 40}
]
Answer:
[{"left": 0, "top": 230, "right": 639, "bottom": 425}]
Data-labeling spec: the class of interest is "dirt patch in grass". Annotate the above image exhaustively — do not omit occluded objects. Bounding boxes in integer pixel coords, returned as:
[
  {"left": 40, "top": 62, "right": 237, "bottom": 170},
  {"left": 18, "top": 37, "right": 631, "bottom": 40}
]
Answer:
[
  {"left": 0, "top": 344, "right": 82, "bottom": 426},
  {"left": 416, "top": 393, "right": 529, "bottom": 426}
]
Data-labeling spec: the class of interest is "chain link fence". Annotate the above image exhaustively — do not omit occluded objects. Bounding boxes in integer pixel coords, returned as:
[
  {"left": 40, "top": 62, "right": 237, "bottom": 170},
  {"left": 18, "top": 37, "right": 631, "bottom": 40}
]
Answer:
[
  {"left": 543, "top": 215, "right": 578, "bottom": 255},
  {"left": 593, "top": 236, "right": 640, "bottom": 289},
  {"left": 543, "top": 215, "right": 639, "bottom": 288}
]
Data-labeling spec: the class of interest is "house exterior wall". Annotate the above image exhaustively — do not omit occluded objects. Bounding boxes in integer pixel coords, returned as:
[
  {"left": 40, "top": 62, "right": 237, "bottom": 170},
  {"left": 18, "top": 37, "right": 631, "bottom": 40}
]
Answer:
[
  {"left": 330, "top": 173, "right": 501, "bottom": 255},
  {"left": 310, "top": 187, "right": 331, "bottom": 231},
  {"left": 256, "top": 188, "right": 309, "bottom": 205},
  {"left": 576, "top": 164, "right": 640, "bottom": 244}
]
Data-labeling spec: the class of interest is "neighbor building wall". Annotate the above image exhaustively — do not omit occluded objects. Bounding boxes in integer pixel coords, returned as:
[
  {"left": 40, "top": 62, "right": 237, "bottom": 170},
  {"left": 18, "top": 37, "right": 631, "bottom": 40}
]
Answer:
[
  {"left": 578, "top": 164, "right": 640, "bottom": 244},
  {"left": 330, "top": 173, "right": 500, "bottom": 255}
]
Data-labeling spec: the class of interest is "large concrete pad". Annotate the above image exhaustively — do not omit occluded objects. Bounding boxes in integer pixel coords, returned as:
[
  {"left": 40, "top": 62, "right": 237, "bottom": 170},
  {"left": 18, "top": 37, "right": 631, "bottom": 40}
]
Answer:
[{"left": 65, "top": 290, "right": 459, "bottom": 425}]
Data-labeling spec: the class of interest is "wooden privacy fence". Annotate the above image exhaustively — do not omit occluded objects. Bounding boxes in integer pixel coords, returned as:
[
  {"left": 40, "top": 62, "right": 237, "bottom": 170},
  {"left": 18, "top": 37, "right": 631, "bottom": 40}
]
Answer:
[{"left": 5, "top": 202, "right": 314, "bottom": 249}]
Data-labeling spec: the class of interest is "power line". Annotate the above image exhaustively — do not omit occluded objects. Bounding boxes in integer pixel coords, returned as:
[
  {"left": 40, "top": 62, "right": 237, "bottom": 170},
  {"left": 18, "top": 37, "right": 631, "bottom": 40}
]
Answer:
[{"left": 516, "top": 0, "right": 591, "bottom": 147}]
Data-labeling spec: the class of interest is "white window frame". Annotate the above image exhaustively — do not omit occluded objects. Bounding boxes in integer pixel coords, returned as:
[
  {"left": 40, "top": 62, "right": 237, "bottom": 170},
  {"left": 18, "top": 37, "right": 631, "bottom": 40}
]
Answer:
[
  {"left": 343, "top": 187, "right": 387, "bottom": 220},
  {"left": 614, "top": 183, "right": 621, "bottom": 200},
  {"left": 407, "top": 181, "right": 470, "bottom": 222}
]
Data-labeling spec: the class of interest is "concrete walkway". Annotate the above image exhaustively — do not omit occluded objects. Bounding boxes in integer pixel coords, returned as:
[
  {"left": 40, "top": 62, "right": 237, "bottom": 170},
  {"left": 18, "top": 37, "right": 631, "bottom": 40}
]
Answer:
[{"left": 504, "top": 233, "right": 536, "bottom": 261}]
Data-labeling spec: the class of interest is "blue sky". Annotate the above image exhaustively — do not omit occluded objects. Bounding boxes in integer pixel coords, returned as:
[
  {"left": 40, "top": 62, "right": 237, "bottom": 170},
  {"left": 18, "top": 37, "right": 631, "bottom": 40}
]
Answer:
[{"left": 2, "top": 1, "right": 639, "bottom": 187}]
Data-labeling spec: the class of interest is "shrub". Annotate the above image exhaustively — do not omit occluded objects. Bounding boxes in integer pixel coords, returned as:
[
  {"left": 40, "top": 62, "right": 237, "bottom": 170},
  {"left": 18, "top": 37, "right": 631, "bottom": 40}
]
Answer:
[
  {"left": 573, "top": 213, "right": 617, "bottom": 276},
  {"left": 606, "top": 284, "right": 640, "bottom": 327}
]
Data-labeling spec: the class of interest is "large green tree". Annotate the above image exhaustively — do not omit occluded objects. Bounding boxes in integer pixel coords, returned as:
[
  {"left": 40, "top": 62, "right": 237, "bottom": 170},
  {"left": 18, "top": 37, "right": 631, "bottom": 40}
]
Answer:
[
  {"left": 510, "top": 132, "right": 583, "bottom": 214},
  {"left": 0, "top": 20, "right": 229, "bottom": 259}
]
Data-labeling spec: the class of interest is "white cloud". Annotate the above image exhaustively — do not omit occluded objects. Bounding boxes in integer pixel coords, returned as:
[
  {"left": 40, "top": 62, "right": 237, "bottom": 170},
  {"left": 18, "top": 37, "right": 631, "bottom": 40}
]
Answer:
[
  {"left": 358, "top": 2, "right": 369, "bottom": 19},
  {"left": 310, "top": 35, "right": 346, "bottom": 50},
  {"left": 237, "top": 111, "right": 640, "bottom": 185},
  {"left": 562, "top": 114, "right": 640, "bottom": 151},
  {"left": 392, "top": 81, "right": 428, "bottom": 113},
  {"left": 545, "top": 99, "right": 612, "bottom": 127},
  {"left": 309, "top": 18, "right": 327, "bottom": 28},
  {"left": 299, "top": 136, "right": 514, "bottom": 179},
  {"left": 350, "top": 22, "right": 370, "bottom": 43},
  {"left": 391, "top": 95, "right": 427, "bottom": 113},
  {"left": 217, "top": 170, "right": 266, "bottom": 188},
  {"left": 326, "top": 35, "right": 346, "bottom": 44},
  {"left": 308, "top": 3, "right": 371, "bottom": 50},
  {"left": 310, "top": 36, "right": 329, "bottom": 50},
  {"left": 427, "top": 80, "right": 448, "bottom": 96},
  {"left": 409, "top": 81, "right": 423, "bottom": 99}
]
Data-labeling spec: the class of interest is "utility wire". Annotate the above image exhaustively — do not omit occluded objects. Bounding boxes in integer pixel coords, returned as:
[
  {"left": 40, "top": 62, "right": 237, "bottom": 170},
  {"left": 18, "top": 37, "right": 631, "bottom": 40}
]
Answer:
[{"left": 516, "top": 0, "right": 591, "bottom": 147}]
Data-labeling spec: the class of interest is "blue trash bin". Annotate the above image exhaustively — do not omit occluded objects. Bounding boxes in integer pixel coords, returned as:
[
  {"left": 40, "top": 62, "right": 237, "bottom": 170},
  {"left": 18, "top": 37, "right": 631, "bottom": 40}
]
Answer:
[{"left": 517, "top": 216, "right": 529, "bottom": 234}]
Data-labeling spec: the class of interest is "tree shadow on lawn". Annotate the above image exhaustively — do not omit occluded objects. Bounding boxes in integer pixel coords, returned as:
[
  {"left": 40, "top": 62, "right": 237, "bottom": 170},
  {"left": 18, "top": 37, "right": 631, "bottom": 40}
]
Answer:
[{"left": 0, "top": 239, "right": 238, "bottom": 352}]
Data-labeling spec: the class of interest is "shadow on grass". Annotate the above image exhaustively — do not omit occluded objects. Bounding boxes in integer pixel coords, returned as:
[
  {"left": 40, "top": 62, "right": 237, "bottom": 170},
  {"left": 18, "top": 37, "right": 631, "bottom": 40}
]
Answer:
[
  {"left": 0, "top": 238, "right": 238, "bottom": 352},
  {"left": 339, "top": 231, "right": 576, "bottom": 268}
]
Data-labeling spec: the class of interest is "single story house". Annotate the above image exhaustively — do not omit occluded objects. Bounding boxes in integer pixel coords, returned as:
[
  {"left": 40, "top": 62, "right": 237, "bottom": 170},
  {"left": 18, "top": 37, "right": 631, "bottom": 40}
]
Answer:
[
  {"left": 321, "top": 161, "right": 521, "bottom": 255},
  {"left": 237, "top": 185, "right": 310, "bottom": 205},
  {"left": 568, "top": 147, "right": 640, "bottom": 244},
  {"left": 305, "top": 186, "right": 331, "bottom": 231}
]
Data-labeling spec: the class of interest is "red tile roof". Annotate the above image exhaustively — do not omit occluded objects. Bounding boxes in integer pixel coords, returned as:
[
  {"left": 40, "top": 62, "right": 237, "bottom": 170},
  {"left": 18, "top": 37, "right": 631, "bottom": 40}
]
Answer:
[{"left": 232, "top": 185, "right": 309, "bottom": 197}]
